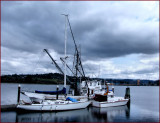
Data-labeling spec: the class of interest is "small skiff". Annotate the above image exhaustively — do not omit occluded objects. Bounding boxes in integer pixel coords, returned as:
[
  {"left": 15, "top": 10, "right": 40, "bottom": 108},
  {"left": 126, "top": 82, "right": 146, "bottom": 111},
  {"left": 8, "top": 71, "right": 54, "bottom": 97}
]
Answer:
[
  {"left": 92, "top": 96, "right": 128, "bottom": 108},
  {"left": 92, "top": 83, "right": 129, "bottom": 108}
]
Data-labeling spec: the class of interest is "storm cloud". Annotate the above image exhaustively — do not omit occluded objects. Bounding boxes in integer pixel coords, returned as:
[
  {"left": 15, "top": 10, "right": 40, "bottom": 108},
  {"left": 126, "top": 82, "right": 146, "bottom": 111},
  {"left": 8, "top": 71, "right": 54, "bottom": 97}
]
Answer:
[{"left": 1, "top": 1, "right": 159, "bottom": 80}]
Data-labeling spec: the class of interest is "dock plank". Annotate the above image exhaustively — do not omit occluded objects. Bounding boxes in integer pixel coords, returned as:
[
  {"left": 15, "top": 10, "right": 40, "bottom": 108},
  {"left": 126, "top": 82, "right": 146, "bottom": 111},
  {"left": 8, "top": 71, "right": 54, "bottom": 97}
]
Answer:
[{"left": 1, "top": 104, "right": 17, "bottom": 111}]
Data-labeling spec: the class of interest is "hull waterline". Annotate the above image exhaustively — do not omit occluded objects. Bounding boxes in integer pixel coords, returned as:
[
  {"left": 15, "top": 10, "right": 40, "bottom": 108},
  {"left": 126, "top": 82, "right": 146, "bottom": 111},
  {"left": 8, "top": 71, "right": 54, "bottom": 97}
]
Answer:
[
  {"left": 17, "top": 101, "right": 91, "bottom": 111},
  {"left": 92, "top": 99, "right": 128, "bottom": 108}
]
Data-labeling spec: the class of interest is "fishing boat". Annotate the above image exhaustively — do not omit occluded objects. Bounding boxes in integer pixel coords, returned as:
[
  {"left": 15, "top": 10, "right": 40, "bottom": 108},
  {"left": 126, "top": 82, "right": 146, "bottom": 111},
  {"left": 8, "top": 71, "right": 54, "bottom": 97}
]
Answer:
[
  {"left": 20, "top": 14, "right": 91, "bottom": 101},
  {"left": 17, "top": 15, "right": 91, "bottom": 111},
  {"left": 21, "top": 80, "right": 102, "bottom": 102},
  {"left": 81, "top": 80, "right": 102, "bottom": 96},
  {"left": 92, "top": 84, "right": 129, "bottom": 108}
]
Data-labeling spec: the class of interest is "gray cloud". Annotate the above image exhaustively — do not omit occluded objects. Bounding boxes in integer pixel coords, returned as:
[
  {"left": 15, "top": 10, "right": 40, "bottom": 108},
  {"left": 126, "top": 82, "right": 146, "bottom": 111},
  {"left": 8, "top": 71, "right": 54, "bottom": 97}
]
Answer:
[
  {"left": 1, "top": 1, "right": 159, "bottom": 79},
  {"left": 2, "top": 2, "right": 158, "bottom": 58},
  {"left": 121, "top": 66, "right": 159, "bottom": 75},
  {"left": 134, "top": 67, "right": 159, "bottom": 74}
]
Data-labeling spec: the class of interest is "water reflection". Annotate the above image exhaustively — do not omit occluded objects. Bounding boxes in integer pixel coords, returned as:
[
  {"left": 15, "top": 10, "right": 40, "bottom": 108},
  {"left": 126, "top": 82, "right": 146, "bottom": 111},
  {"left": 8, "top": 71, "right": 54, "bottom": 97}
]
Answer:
[
  {"left": 126, "top": 100, "right": 131, "bottom": 119},
  {"left": 2, "top": 85, "right": 158, "bottom": 122},
  {"left": 15, "top": 104, "right": 130, "bottom": 122},
  {"left": 89, "top": 105, "right": 130, "bottom": 122},
  {"left": 16, "top": 108, "right": 90, "bottom": 122}
]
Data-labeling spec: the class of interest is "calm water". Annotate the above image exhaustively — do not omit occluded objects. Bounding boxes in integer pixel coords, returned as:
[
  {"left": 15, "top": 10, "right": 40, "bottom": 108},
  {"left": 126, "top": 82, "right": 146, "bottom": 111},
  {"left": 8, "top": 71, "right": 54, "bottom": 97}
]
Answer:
[{"left": 1, "top": 83, "right": 159, "bottom": 122}]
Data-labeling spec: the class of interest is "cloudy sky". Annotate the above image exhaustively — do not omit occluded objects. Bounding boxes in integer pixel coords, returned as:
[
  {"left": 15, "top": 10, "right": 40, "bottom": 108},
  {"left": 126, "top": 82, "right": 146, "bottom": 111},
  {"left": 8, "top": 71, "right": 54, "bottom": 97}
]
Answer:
[{"left": 1, "top": 1, "right": 159, "bottom": 80}]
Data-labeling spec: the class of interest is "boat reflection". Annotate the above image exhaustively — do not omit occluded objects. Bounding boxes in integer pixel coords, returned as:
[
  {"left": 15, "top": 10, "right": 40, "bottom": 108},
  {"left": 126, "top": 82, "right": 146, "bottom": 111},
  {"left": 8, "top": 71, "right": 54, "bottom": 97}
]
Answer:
[
  {"left": 89, "top": 105, "right": 130, "bottom": 122},
  {"left": 16, "top": 104, "right": 130, "bottom": 122},
  {"left": 16, "top": 108, "right": 90, "bottom": 122}
]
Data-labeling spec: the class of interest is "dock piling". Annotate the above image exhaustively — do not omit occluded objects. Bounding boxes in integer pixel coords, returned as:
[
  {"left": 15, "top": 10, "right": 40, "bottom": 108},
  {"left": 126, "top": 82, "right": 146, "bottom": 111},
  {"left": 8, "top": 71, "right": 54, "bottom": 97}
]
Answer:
[
  {"left": 17, "top": 85, "right": 21, "bottom": 104},
  {"left": 88, "top": 88, "right": 90, "bottom": 99},
  {"left": 125, "top": 87, "right": 130, "bottom": 99},
  {"left": 56, "top": 85, "right": 59, "bottom": 100}
]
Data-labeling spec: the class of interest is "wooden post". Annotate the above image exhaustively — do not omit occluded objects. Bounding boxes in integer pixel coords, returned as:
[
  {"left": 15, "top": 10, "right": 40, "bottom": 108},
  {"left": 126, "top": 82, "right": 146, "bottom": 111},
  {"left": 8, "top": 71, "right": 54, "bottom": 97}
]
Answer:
[
  {"left": 125, "top": 87, "right": 130, "bottom": 99},
  {"left": 56, "top": 85, "right": 59, "bottom": 100},
  {"left": 17, "top": 85, "right": 21, "bottom": 104},
  {"left": 112, "top": 87, "right": 114, "bottom": 93},
  {"left": 88, "top": 88, "right": 90, "bottom": 99}
]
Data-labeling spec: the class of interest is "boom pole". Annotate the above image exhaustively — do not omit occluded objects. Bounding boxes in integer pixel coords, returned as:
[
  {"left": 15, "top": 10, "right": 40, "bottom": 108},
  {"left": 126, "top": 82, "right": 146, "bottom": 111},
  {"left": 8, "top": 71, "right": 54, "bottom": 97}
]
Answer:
[
  {"left": 43, "top": 49, "right": 72, "bottom": 84},
  {"left": 60, "top": 57, "right": 76, "bottom": 76},
  {"left": 43, "top": 49, "right": 64, "bottom": 74}
]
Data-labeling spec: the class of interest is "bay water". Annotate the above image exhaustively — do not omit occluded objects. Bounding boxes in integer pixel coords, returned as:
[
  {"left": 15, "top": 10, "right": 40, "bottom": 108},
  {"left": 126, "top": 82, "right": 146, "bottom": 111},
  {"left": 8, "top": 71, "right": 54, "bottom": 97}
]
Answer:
[{"left": 1, "top": 83, "right": 159, "bottom": 122}]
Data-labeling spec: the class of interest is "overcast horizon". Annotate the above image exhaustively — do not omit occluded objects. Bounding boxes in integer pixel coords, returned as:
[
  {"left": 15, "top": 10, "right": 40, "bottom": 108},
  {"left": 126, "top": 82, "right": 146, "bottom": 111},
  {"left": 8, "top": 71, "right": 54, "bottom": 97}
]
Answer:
[{"left": 1, "top": 1, "right": 159, "bottom": 80}]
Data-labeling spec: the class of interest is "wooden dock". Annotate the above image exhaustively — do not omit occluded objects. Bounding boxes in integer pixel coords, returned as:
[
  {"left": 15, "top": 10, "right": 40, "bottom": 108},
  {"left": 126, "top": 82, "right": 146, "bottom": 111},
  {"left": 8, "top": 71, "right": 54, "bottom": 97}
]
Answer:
[{"left": 1, "top": 104, "right": 17, "bottom": 111}]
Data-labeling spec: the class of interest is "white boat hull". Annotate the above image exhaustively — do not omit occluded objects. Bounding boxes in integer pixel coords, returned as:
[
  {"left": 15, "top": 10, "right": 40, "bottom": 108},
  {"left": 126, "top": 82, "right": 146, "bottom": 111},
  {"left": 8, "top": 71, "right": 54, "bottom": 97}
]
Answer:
[
  {"left": 92, "top": 99, "right": 128, "bottom": 108},
  {"left": 17, "top": 101, "right": 91, "bottom": 111}
]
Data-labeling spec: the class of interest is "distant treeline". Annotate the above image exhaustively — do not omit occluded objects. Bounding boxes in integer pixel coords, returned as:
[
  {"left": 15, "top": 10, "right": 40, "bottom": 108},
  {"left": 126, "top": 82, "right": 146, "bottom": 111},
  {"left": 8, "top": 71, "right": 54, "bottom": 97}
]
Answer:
[
  {"left": 1, "top": 73, "right": 159, "bottom": 86},
  {"left": 1, "top": 73, "right": 72, "bottom": 84},
  {"left": 93, "top": 78, "right": 159, "bottom": 86}
]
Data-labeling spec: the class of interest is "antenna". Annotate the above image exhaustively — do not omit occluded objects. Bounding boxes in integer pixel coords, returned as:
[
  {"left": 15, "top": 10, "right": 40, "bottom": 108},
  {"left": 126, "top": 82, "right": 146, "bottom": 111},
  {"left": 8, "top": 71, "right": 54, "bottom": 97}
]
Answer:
[{"left": 61, "top": 14, "right": 69, "bottom": 16}]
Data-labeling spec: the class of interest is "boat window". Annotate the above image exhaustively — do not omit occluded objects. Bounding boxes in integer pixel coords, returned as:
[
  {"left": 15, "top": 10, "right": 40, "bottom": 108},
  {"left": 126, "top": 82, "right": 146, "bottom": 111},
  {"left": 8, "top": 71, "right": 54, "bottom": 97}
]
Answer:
[{"left": 55, "top": 102, "right": 59, "bottom": 104}]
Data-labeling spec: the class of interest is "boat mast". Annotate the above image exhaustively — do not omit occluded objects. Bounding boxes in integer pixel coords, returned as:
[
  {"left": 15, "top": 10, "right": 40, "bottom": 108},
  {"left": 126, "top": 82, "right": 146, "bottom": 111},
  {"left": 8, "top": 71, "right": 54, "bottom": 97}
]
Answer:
[
  {"left": 67, "top": 17, "right": 86, "bottom": 78},
  {"left": 62, "top": 14, "right": 68, "bottom": 88}
]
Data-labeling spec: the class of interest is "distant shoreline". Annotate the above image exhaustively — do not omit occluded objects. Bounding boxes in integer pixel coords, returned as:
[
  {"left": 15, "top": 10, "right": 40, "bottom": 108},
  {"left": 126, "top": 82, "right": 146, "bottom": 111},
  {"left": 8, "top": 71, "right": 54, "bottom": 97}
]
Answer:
[
  {"left": 1, "top": 73, "right": 159, "bottom": 86},
  {"left": 1, "top": 82, "right": 159, "bottom": 86},
  {"left": 1, "top": 82, "right": 65, "bottom": 85}
]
